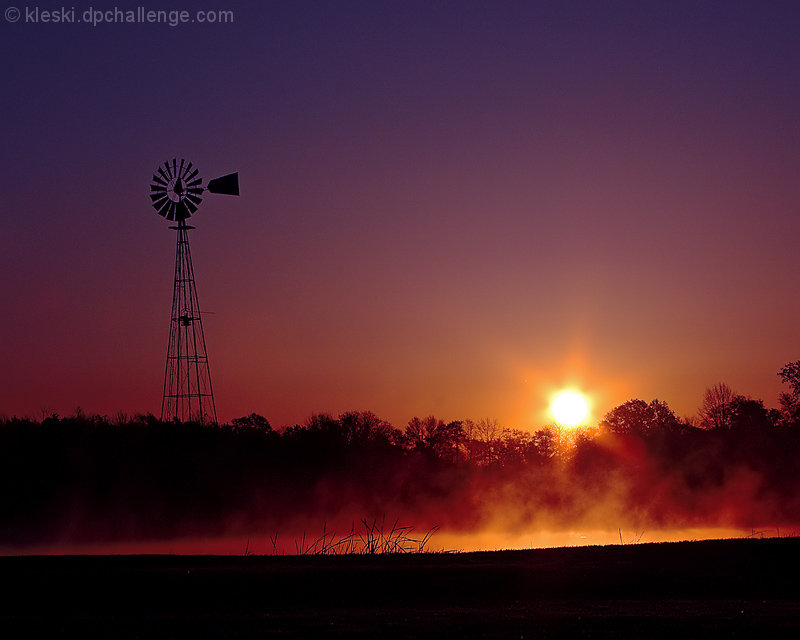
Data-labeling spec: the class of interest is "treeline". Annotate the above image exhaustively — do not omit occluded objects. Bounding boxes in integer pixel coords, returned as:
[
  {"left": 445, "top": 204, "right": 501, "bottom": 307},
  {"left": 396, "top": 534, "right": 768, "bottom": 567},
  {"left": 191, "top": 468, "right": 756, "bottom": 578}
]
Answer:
[{"left": 2, "top": 362, "right": 800, "bottom": 547}]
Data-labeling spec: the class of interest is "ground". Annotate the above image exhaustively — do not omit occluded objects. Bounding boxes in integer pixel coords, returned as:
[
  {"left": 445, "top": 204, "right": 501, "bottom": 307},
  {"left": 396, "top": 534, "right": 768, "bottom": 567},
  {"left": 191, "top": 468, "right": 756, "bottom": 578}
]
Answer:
[{"left": 2, "top": 537, "right": 799, "bottom": 638}]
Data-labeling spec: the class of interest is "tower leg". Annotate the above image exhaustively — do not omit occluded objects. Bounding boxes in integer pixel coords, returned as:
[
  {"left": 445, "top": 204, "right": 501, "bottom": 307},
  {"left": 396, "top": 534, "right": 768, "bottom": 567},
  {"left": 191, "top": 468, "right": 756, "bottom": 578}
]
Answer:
[{"left": 161, "top": 220, "right": 217, "bottom": 424}]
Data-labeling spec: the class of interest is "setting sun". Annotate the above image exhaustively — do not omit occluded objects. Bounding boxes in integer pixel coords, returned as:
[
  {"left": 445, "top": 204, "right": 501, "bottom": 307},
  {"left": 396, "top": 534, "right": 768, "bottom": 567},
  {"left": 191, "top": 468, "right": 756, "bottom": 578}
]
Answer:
[{"left": 550, "top": 390, "right": 590, "bottom": 427}]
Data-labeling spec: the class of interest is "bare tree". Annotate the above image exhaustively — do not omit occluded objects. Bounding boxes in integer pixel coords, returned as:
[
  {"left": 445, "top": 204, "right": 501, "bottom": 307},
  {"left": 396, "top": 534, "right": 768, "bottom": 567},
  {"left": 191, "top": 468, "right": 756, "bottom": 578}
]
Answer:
[
  {"left": 472, "top": 418, "right": 501, "bottom": 465},
  {"left": 405, "top": 416, "right": 466, "bottom": 460},
  {"left": 699, "top": 383, "right": 734, "bottom": 430}
]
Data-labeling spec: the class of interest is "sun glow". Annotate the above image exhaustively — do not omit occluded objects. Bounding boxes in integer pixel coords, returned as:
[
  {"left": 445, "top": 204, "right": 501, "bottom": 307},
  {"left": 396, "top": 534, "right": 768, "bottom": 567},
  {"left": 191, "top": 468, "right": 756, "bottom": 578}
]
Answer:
[{"left": 550, "top": 390, "right": 590, "bottom": 427}]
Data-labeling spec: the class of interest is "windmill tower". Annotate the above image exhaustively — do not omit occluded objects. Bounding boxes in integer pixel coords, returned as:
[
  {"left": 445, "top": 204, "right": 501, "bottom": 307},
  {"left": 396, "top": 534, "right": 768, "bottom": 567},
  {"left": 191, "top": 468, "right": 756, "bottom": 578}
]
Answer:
[{"left": 149, "top": 158, "right": 239, "bottom": 423}]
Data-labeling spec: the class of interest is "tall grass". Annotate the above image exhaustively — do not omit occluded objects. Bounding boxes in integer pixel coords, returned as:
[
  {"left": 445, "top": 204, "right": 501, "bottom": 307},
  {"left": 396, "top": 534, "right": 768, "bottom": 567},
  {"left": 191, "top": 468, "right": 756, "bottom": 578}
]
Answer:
[{"left": 278, "top": 518, "right": 440, "bottom": 556}]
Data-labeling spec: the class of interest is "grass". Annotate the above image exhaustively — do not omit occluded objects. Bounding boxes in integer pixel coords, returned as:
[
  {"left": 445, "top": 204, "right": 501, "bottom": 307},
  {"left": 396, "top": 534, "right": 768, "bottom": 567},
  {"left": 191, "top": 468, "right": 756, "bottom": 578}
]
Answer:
[{"left": 265, "top": 517, "right": 441, "bottom": 556}]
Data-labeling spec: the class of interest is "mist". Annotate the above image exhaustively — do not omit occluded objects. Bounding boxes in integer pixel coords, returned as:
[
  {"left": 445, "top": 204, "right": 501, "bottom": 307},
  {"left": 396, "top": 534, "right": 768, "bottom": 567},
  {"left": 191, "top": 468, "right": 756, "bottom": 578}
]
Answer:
[{"left": 2, "top": 405, "right": 799, "bottom": 554}]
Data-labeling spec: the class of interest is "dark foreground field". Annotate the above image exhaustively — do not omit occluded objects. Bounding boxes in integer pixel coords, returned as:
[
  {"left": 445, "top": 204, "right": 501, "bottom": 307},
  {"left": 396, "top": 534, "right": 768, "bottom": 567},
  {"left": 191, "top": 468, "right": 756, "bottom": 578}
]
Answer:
[{"left": 2, "top": 538, "right": 800, "bottom": 638}]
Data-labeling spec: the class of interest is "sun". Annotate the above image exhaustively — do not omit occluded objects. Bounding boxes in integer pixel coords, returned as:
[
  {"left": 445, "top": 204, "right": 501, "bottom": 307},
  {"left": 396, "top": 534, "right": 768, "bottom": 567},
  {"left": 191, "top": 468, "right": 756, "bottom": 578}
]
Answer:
[{"left": 550, "top": 390, "right": 590, "bottom": 427}]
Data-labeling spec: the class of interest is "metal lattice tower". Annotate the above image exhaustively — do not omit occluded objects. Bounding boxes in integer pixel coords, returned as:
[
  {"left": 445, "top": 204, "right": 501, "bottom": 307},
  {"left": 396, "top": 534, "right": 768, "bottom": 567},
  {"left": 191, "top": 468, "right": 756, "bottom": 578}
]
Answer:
[
  {"left": 148, "top": 158, "right": 239, "bottom": 424},
  {"left": 161, "top": 219, "right": 216, "bottom": 423}
]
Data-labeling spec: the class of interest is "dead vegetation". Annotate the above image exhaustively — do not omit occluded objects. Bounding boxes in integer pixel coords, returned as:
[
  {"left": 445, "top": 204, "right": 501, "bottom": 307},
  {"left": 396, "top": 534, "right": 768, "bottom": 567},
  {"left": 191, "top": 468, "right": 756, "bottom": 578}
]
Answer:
[{"left": 270, "top": 518, "right": 441, "bottom": 556}]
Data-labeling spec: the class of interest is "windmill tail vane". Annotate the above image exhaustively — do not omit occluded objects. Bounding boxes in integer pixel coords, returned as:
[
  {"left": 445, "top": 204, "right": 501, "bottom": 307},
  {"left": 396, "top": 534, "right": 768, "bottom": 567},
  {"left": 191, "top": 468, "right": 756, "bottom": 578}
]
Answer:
[{"left": 149, "top": 158, "right": 239, "bottom": 424}]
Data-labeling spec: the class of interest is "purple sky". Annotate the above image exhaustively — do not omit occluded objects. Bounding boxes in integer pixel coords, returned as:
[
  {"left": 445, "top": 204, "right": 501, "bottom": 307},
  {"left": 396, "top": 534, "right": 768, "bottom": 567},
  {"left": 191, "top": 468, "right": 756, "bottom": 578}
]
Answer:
[{"left": 2, "top": 1, "right": 800, "bottom": 427}]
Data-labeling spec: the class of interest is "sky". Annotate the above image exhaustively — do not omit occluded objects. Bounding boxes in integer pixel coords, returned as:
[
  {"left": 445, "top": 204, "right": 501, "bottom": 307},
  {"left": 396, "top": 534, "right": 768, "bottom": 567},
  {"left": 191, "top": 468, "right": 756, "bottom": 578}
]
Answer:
[{"left": 1, "top": 0, "right": 800, "bottom": 428}]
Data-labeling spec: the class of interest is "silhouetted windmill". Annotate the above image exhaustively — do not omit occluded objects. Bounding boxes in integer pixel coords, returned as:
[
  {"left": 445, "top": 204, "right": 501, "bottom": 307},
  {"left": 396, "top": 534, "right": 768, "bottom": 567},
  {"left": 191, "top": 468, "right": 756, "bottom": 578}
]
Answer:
[{"left": 149, "top": 159, "right": 239, "bottom": 423}]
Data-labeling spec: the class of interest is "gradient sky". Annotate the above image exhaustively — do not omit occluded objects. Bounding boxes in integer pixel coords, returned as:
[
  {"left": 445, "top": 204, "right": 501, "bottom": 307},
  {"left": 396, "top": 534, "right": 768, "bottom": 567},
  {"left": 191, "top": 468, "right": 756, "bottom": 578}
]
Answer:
[{"left": 2, "top": 1, "right": 800, "bottom": 427}]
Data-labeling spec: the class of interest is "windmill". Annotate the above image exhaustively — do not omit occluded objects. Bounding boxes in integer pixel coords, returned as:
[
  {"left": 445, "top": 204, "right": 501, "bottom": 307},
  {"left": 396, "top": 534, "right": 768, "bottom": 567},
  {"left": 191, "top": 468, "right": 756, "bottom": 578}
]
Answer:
[{"left": 149, "top": 158, "right": 239, "bottom": 424}]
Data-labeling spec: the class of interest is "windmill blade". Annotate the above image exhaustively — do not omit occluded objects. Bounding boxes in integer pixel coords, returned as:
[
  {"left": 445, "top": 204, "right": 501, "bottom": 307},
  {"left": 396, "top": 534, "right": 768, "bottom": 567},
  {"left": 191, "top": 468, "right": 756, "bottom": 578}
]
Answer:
[
  {"left": 186, "top": 167, "right": 199, "bottom": 182},
  {"left": 186, "top": 193, "right": 203, "bottom": 206},
  {"left": 158, "top": 165, "right": 171, "bottom": 182},
  {"left": 185, "top": 199, "right": 199, "bottom": 214},
  {"left": 157, "top": 198, "right": 172, "bottom": 218},
  {"left": 207, "top": 172, "right": 239, "bottom": 196},
  {"left": 178, "top": 158, "right": 185, "bottom": 178},
  {"left": 150, "top": 193, "right": 168, "bottom": 204},
  {"left": 172, "top": 158, "right": 178, "bottom": 178},
  {"left": 166, "top": 201, "right": 177, "bottom": 221},
  {"left": 152, "top": 174, "right": 167, "bottom": 187}
]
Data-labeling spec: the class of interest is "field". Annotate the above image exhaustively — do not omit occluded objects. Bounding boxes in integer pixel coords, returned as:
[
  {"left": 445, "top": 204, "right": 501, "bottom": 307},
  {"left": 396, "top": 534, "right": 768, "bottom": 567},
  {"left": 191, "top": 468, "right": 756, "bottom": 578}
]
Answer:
[{"left": 2, "top": 537, "right": 800, "bottom": 638}]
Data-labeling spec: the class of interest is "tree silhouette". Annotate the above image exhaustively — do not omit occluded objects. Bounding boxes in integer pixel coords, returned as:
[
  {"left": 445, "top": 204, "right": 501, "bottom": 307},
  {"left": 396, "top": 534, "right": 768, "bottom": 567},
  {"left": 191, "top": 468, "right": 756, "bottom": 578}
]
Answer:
[
  {"left": 6, "top": 367, "right": 800, "bottom": 550},
  {"left": 463, "top": 418, "right": 503, "bottom": 465},
  {"left": 231, "top": 413, "right": 272, "bottom": 431},
  {"left": 778, "top": 361, "right": 800, "bottom": 397},
  {"left": 530, "top": 426, "right": 561, "bottom": 461},
  {"left": 778, "top": 361, "right": 800, "bottom": 426},
  {"left": 405, "top": 416, "right": 466, "bottom": 460},
  {"left": 727, "top": 396, "right": 773, "bottom": 431},
  {"left": 600, "top": 399, "right": 680, "bottom": 435},
  {"left": 338, "top": 411, "right": 401, "bottom": 448},
  {"left": 404, "top": 416, "right": 437, "bottom": 450},
  {"left": 699, "top": 383, "right": 735, "bottom": 430}
]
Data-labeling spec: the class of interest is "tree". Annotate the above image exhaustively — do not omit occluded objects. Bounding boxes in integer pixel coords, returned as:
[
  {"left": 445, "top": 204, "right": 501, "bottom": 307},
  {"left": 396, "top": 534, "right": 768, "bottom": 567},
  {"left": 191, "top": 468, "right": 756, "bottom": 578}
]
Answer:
[
  {"left": 464, "top": 418, "right": 502, "bottom": 465},
  {"left": 600, "top": 399, "right": 680, "bottom": 435},
  {"left": 427, "top": 420, "right": 466, "bottom": 461},
  {"left": 778, "top": 393, "right": 800, "bottom": 427},
  {"left": 404, "top": 416, "right": 437, "bottom": 450},
  {"left": 230, "top": 413, "right": 272, "bottom": 431},
  {"left": 777, "top": 362, "right": 800, "bottom": 426},
  {"left": 601, "top": 399, "right": 650, "bottom": 434},
  {"left": 699, "top": 383, "right": 734, "bottom": 430},
  {"left": 778, "top": 361, "right": 800, "bottom": 398},
  {"left": 648, "top": 399, "right": 682, "bottom": 432},
  {"left": 495, "top": 428, "right": 532, "bottom": 467},
  {"left": 529, "top": 426, "right": 561, "bottom": 461},
  {"left": 727, "top": 395, "right": 772, "bottom": 431},
  {"left": 337, "top": 411, "right": 400, "bottom": 447},
  {"left": 404, "top": 416, "right": 466, "bottom": 460}
]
